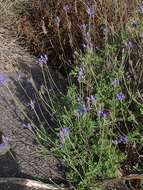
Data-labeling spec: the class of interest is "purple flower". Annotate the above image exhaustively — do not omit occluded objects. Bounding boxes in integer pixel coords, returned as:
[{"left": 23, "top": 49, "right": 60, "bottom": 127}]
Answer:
[
  {"left": 86, "top": 7, "right": 95, "bottom": 17},
  {"left": 63, "top": 4, "right": 71, "bottom": 12},
  {"left": 80, "top": 24, "right": 88, "bottom": 31},
  {"left": 0, "top": 74, "right": 6, "bottom": 85},
  {"left": 0, "top": 135, "right": 10, "bottom": 155},
  {"left": 58, "top": 128, "right": 70, "bottom": 138},
  {"left": 0, "top": 136, "right": 8, "bottom": 147},
  {"left": 75, "top": 104, "right": 89, "bottom": 117},
  {"left": 21, "top": 123, "right": 32, "bottom": 130},
  {"left": 111, "top": 79, "right": 119, "bottom": 87},
  {"left": 82, "top": 42, "right": 94, "bottom": 52},
  {"left": 131, "top": 20, "right": 138, "bottom": 28},
  {"left": 138, "top": 4, "right": 143, "bottom": 14},
  {"left": 112, "top": 135, "right": 128, "bottom": 145},
  {"left": 82, "top": 43, "right": 87, "bottom": 49},
  {"left": 97, "top": 109, "right": 107, "bottom": 119},
  {"left": 54, "top": 16, "right": 60, "bottom": 27},
  {"left": 57, "top": 128, "right": 70, "bottom": 147},
  {"left": 123, "top": 40, "right": 133, "bottom": 50},
  {"left": 83, "top": 1, "right": 96, "bottom": 17},
  {"left": 36, "top": 54, "right": 48, "bottom": 65},
  {"left": 100, "top": 25, "right": 108, "bottom": 35},
  {"left": 77, "top": 67, "right": 84, "bottom": 82},
  {"left": 116, "top": 92, "right": 125, "bottom": 101},
  {"left": 77, "top": 96, "right": 81, "bottom": 102}
]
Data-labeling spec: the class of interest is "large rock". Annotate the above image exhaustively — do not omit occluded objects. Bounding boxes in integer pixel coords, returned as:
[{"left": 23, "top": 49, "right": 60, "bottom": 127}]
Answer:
[
  {"left": 0, "top": 69, "right": 66, "bottom": 185},
  {"left": 0, "top": 24, "right": 67, "bottom": 187}
]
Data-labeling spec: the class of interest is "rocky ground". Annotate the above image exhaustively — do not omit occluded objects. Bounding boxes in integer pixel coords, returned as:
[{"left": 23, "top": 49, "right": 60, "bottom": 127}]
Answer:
[{"left": 0, "top": 26, "right": 68, "bottom": 190}]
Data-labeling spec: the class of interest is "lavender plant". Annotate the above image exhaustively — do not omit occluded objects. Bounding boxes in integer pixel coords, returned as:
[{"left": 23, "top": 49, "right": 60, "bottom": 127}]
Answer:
[
  {"left": 46, "top": 15, "right": 143, "bottom": 187},
  {"left": 7, "top": 1, "right": 143, "bottom": 190}
]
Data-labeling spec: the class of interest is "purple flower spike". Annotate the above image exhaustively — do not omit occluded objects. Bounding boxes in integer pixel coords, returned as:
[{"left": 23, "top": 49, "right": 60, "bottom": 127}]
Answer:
[
  {"left": 54, "top": 16, "right": 61, "bottom": 27},
  {"left": 21, "top": 123, "right": 32, "bottom": 130},
  {"left": 0, "top": 136, "right": 8, "bottom": 147},
  {"left": 97, "top": 110, "right": 107, "bottom": 119},
  {"left": 0, "top": 74, "right": 6, "bottom": 85},
  {"left": 82, "top": 43, "right": 87, "bottom": 49},
  {"left": 57, "top": 128, "right": 70, "bottom": 147},
  {"left": 36, "top": 54, "right": 48, "bottom": 65},
  {"left": 75, "top": 104, "right": 89, "bottom": 117},
  {"left": 116, "top": 92, "right": 125, "bottom": 101},
  {"left": 100, "top": 25, "right": 108, "bottom": 35},
  {"left": 77, "top": 96, "right": 81, "bottom": 103},
  {"left": 138, "top": 4, "right": 143, "bottom": 14},
  {"left": 63, "top": 4, "right": 71, "bottom": 12},
  {"left": 80, "top": 24, "right": 88, "bottom": 31},
  {"left": 124, "top": 40, "right": 133, "bottom": 50},
  {"left": 112, "top": 135, "right": 128, "bottom": 145},
  {"left": 59, "top": 128, "right": 70, "bottom": 138},
  {"left": 86, "top": 7, "right": 95, "bottom": 17},
  {"left": 131, "top": 20, "right": 138, "bottom": 28},
  {"left": 77, "top": 67, "right": 84, "bottom": 82},
  {"left": 0, "top": 135, "right": 10, "bottom": 154},
  {"left": 83, "top": 1, "right": 96, "bottom": 17},
  {"left": 122, "top": 135, "right": 128, "bottom": 144}
]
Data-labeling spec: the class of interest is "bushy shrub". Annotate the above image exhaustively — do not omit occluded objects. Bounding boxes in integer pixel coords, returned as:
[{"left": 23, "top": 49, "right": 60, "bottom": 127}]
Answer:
[
  {"left": 10, "top": 1, "right": 143, "bottom": 189},
  {"left": 18, "top": 32, "right": 143, "bottom": 189},
  {"left": 48, "top": 32, "right": 143, "bottom": 188}
]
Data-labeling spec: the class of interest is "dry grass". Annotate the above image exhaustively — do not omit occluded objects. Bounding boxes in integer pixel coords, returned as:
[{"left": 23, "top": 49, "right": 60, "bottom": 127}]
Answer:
[
  {"left": 0, "top": 0, "right": 142, "bottom": 71},
  {"left": 17, "top": 0, "right": 141, "bottom": 67},
  {"left": 0, "top": 27, "right": 35, "bottom": 73},
  {"left": 0, "top": 0, "right": 24, "bottom": 28},
  {"left": 0, "top": 0, "right": 140, "bottom": 68},
  {"left": 0, "top": 0, "right": 35, "bottom": 72}
]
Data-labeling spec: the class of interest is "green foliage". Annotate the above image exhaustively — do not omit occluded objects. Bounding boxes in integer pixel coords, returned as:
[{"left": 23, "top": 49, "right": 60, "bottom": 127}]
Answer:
[
  {"left": 45, "top": 29, "right": 143, "bottom": 187},
  {"left": 16, "top": 1, "right": 143, "bottom": 189},
  {"left": 49, "top": 49, "right": 128, "bottom": 189}
]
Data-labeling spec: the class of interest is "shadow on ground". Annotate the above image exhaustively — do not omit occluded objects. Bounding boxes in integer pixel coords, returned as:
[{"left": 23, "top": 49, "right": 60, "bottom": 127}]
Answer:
[{"left": 0, "top": 63, "right": 69, "bottom": 189}]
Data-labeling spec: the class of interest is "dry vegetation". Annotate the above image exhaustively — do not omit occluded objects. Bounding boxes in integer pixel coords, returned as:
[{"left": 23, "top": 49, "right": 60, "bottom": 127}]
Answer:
[
  {"left": 0, "top": 0, "right": 35, "bottom": 72},
  {"left": 18, "top": 0, "right": 140, "bottom": 67},
  {"left": 0, "top": 0, "right": 141, "bottom": 70},
  {"left": 0, "top": 27, "right": 35, "bottom": 72}
]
